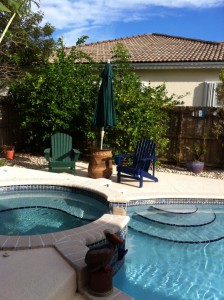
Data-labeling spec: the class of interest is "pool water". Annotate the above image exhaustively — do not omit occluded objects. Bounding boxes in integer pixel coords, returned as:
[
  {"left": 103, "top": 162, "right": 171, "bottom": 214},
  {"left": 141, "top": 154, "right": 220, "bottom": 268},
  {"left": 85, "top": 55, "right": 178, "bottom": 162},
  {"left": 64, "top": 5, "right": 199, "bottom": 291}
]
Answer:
[
  {"left": 0, "top": 207, "right": 89, "bottom": 235},
  {"left": 114, "top": 204, "right": 224, "bottom": 300},
  {"left": 0, "top": 189, "right": 109, "bottom": 235}
]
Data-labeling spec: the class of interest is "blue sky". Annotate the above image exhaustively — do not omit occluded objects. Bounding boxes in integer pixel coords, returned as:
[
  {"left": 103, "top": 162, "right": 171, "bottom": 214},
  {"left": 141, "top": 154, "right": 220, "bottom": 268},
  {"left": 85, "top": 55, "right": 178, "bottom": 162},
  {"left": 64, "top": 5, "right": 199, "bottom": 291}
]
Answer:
[{"left": 39, "top": 0, "right": 224, "bottom": 46}]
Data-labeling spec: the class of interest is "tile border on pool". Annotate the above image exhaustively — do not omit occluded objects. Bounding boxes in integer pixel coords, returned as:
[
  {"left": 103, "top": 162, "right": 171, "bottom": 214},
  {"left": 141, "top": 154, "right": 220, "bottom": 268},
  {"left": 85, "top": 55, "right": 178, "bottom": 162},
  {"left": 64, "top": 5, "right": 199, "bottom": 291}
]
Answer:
[
  {"left": 110, "top": 198, "right": 224, "bottom": 209},
  {"left": 1, "top": 183, "right": 223, "bottom": 291},
  {"left": 0, "top": 184, "right": 108, "bottom": 205},
  {"left": 0, "top": 184, "right": 130, "bottom": 251}
]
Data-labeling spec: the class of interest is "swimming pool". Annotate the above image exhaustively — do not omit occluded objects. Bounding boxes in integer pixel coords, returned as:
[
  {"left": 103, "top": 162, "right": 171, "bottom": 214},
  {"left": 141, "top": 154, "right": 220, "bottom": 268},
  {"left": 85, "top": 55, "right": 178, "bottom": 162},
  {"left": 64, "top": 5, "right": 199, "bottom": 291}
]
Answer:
[
  {"left": 114, "top": 203, "right": 224, "bottom": 300},
  {"left": 0, "top": 185, "right": 109, "bottom": 236}
]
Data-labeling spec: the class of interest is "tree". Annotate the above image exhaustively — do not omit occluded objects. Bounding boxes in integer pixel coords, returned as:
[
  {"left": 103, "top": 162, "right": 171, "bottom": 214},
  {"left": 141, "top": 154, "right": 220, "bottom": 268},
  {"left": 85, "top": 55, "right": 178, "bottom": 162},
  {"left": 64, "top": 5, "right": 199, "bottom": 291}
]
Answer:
[
  {"left": 8, "top": 39, "right": 184, "bottom": 156},
  {"left": 0, "top": 0, "right": 55, "bottom": 89},
  {"left": 108, "top": 43, "right": 184, "bottom": 156},
  {"left": 0, "top": 0, "right": 39, "bottom": 44},
  {"left": 9, "top": 37, "right": 100, "bottom": 150}
]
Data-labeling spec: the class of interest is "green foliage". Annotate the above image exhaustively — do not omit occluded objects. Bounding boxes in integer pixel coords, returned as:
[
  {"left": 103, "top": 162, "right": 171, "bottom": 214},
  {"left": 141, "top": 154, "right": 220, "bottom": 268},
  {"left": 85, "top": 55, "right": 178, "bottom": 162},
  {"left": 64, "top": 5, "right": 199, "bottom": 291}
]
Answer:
[
  {"left": 0, "top": 0, "right": 39, "bottom": 44},
  {"left": 9, "top": 37, "right": 99, "bottom": 150},
  {"left": 0, "top": 1, "right": 54, "bottom": 88},
  {"left": 8, "top": 39, "right": 184, "bottom": 156},
  {"left": 217, "top": 69, "right": 224, "bottom": 105},
  {"left": 108, "top": 43, "right": 184, "bottom": 156},
  {"left": 184, "top": 143, "right": 205, "bottom": 161},
  {"left": 0, "top": 0, "right": 38, "bottom": 14},
  {"left": 0, "top": 1, "right": 11, "bottom": 12},
  {"left": 213, "top": 69, "right": 224, "bottom": 140},
  {"left": 0, "top": 160, "right": 6, "bottom": 167}
]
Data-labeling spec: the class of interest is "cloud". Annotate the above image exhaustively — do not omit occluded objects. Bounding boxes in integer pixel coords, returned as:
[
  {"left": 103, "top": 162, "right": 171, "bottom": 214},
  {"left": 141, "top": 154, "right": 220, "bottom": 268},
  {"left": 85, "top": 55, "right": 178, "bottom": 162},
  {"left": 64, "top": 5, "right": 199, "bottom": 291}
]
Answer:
[{"left": 39, "top": 0, "right": 224, "bottom": 45}]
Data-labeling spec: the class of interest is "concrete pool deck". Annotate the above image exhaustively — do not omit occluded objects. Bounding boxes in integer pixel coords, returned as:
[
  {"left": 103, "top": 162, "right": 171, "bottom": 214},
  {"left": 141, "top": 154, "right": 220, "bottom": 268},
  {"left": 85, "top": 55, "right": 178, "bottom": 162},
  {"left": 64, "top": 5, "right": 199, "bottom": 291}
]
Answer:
[
  {"left": 0, "top": 162, "right": 223, "bottom": 300},
  {"left": 1, "top": 162, "right": 224, "bottom": 200},
  {"left": 75, "top": 161, "right": 224, "bottom": 201}
]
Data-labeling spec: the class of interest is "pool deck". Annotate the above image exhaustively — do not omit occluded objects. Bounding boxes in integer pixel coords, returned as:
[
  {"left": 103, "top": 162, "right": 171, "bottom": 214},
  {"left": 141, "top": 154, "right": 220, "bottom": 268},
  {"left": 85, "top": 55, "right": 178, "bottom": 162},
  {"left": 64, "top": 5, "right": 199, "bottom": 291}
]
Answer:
[{"left": 0, "top": 162, "right": 223, "bottom": 300}]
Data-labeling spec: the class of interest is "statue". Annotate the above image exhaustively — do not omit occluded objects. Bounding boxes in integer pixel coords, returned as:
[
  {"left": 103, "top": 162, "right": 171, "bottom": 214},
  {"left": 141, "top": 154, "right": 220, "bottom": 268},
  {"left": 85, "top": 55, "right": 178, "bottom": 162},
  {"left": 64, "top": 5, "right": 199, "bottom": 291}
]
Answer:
[{"left": 85, "top": 229, "right": 128, "bottom": 296}]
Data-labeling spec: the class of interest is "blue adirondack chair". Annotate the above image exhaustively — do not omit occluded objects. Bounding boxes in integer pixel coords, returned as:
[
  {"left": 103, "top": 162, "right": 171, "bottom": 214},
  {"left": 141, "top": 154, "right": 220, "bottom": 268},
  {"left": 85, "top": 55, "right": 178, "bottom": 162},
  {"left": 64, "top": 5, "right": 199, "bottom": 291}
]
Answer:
[
  {"left": 115, "top": 139, "right": 158, "bottom": 188},
  {"left": 44, "top": 133, "right": 80, "bottom": 174}
]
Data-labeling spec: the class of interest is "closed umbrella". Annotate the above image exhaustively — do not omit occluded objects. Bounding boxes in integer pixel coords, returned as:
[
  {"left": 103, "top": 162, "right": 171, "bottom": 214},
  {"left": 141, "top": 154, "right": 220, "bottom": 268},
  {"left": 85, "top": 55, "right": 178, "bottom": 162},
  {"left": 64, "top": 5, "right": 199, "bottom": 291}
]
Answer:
[{"left": 93, "top": 62, "right": 116, "bottom": 149}]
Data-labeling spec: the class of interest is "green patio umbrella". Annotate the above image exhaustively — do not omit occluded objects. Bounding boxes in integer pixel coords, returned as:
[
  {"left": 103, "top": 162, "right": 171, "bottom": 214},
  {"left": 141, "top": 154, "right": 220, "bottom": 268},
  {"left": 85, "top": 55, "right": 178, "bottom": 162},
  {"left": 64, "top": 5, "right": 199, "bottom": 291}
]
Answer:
[{"left": 93, "top": 62, "right": 116, "bottom": 149}]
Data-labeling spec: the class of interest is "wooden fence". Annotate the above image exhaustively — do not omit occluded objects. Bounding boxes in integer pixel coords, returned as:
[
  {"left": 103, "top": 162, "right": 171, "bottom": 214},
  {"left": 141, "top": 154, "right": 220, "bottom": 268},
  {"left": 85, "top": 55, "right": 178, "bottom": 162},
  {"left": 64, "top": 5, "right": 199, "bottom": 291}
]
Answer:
[
  {"left": 0, "top": 102, "right": 15, "bottom": 147},
  {"left": 165, "top": 107, "right": 224, "bottom": 168},
  {"left": 0, "top": 102, "right": 23, "bottom": 150},
  {"left": 0, "top": 103, "right": 223, "bottom": 168}
]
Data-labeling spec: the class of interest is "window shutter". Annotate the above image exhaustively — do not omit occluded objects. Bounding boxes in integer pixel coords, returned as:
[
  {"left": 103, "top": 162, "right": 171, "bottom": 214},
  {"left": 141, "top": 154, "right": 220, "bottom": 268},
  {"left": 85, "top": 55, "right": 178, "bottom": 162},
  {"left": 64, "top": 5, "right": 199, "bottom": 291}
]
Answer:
[{"left": 203, "top": 81, "right": 220, "bottom": 107}]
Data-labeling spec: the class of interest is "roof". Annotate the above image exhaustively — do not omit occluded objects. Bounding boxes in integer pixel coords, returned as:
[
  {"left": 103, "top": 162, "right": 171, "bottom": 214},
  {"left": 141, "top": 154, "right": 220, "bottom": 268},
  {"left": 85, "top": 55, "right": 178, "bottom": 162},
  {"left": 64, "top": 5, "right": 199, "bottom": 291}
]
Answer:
[{"left": 72, "top": 33, "right": 224, "bottom": 64}]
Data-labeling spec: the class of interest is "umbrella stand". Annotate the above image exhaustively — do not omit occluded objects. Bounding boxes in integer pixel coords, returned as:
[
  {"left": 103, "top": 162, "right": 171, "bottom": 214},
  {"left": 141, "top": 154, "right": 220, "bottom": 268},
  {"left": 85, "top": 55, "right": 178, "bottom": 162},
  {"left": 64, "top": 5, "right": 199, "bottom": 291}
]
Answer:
[
  {"left": 100, "top": 127, "right": 105, "bottom": 150},
  {"left": 89, "top": 62, "right": 116, "bottom": 178}
]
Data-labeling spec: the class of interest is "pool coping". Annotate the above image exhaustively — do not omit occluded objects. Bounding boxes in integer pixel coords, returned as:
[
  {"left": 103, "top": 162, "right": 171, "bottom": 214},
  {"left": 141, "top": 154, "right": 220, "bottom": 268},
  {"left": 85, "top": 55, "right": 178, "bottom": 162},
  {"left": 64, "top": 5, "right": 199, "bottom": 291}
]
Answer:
[
  {"left": 1, "top": 166, "right": 224, "bottom": 250},
  {"left": 0, "top": 170, "right": 131, "bottom": 299},
  {"left": 1, "top": 165, "right": 224, "bottom": 300},
  {"left": 0, "top": 166, "right": 129, "bottom": 248},
  {"left": 0, "top": 179, "right": 130, "bottom": 253}
]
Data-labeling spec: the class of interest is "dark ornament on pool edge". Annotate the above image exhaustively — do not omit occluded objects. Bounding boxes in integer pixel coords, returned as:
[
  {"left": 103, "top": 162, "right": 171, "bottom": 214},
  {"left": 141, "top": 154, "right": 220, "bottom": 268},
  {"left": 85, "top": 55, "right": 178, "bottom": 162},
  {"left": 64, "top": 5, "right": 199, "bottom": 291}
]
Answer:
[
  {"left": 85, "top": 230, "right": 128, "bottom": 297},
  {"left": 186, "top": 161, "right": 205, "bottom": 174}
]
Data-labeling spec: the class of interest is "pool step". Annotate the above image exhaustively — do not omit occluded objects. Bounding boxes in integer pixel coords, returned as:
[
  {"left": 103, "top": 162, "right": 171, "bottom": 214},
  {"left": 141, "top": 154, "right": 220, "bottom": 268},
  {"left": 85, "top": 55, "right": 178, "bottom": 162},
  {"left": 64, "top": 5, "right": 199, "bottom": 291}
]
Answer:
[
  {"left": 129, "top": 206, "right": 224, "bottom": 244},
  {"left": 135, "top": 207, "right": 215, "bottom": 227}
]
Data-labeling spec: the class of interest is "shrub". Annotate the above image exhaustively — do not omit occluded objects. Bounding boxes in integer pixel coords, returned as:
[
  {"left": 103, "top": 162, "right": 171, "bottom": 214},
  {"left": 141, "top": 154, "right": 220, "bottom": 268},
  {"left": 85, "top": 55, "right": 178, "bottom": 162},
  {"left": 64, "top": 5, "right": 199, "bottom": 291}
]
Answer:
[{"left": 106, "top": 43, "right": 184, "bottom": 156}]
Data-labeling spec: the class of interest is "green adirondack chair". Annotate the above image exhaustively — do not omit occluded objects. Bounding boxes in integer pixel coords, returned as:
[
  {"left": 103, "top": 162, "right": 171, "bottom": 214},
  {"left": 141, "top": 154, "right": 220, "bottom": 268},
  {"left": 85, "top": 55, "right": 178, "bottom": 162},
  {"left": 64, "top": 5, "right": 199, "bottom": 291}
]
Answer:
[{"left": 44, "top": 133, "right": 80, "bottom": 174}]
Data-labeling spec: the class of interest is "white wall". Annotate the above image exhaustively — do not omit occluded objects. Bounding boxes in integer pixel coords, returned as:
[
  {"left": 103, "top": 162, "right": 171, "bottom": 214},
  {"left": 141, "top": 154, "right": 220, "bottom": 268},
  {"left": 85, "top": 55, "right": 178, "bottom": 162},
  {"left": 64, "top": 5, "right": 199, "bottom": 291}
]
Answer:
[{"left": 136, "top": 69, "right": 220, "bottom": 106}]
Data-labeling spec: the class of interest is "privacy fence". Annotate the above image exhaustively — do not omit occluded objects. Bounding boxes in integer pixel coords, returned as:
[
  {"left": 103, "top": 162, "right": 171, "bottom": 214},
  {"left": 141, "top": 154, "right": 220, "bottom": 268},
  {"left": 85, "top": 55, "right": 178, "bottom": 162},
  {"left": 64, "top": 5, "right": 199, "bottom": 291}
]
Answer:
[
  {"left": 0, "top": 103, "right": 223, "bottom": 168},
  {"left": 0, "top": 102, "right": 16, "bottom": 147},
  {"left": 165, "top": 106, "right": 224, "bottom": 168}
]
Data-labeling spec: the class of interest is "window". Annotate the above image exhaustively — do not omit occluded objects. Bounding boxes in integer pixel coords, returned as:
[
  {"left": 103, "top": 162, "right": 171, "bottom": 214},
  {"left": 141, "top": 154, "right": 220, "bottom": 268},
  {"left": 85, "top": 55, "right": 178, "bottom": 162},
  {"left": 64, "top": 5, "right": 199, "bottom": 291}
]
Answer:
[{"left": 203, "top": 81, "right": 221, "bottom": 107}]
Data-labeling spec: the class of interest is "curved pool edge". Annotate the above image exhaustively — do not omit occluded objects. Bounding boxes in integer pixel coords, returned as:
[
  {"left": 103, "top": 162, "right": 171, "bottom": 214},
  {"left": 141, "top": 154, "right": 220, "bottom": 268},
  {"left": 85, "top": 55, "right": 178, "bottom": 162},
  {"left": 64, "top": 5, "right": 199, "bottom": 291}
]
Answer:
[
  {"left": 0, "top": 172, "right": 129, "bottom": 250},
  {"left": 1, "top": 166, "right": 223, "bottom": 300},
  {"left": 0, "top": 211, "right": 130, "bottom": 300},
  {"left": 0, "top": 167, "right": 131, "bottom": 299},
  {"left": 0, "top": 166, "right": 128, "bottom": 202},
  {"left": 0, "top": 213, "right": 129, "bottom": 249}
]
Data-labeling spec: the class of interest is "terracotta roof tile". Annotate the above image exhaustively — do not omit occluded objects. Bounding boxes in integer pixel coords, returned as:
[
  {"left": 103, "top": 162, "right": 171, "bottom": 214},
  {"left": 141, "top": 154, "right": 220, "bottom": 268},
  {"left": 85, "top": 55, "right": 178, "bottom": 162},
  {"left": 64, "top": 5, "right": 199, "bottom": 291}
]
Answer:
[{"left": 71, "top": 33, "right": 224, "bottom": 63}]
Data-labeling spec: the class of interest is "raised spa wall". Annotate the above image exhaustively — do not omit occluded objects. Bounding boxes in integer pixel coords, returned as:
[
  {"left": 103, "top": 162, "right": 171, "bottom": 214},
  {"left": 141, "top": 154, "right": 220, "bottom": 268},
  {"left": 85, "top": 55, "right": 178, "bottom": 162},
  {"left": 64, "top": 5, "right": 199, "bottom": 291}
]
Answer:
[{"left": 0, "top": 178, "right": 131, "bottom": 300}]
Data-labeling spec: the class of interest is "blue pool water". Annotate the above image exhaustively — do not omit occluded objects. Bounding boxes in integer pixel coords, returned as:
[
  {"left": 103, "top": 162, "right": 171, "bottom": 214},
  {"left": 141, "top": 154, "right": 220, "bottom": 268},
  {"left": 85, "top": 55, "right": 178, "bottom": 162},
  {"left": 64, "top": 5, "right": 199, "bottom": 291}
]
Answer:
[
  {"left": 0, "top": 187, "right": 109, "bottom": 235},
  {"left": 114, "top": 204, "right": 224, "bottom": 300}
]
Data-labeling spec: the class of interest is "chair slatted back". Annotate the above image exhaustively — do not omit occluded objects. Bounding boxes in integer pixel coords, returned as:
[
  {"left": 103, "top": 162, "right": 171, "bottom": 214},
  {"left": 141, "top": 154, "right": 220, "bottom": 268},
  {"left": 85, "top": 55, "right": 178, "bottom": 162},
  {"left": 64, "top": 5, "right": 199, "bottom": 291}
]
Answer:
[
  {"left": 51, "top": 133, "right": 72, "bottom": 162},
  {"left": 132, "top": 139, "right": 156, "bottom": 172}
]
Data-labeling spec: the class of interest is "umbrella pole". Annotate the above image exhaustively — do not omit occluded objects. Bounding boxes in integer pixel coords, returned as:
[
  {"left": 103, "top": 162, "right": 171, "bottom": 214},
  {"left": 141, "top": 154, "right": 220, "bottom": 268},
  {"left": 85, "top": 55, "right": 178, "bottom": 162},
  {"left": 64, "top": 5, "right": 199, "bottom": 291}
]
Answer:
[{"left": 100, "top": 127, "right": 105, "bottom": 150}]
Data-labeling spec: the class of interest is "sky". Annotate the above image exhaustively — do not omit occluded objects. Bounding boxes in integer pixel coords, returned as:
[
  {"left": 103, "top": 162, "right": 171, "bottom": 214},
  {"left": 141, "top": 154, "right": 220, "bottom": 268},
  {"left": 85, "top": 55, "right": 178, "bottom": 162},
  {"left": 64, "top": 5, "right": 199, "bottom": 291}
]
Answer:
[{"left": 38, "top": 0, "right": 224, "bottom": 46}]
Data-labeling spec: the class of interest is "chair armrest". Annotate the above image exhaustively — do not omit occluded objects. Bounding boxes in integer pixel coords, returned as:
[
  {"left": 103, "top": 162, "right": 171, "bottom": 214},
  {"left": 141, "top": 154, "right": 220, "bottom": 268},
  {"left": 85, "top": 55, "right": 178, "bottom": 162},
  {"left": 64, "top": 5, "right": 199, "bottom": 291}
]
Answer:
[
  {"left": 115, "top": 153, "right": 133, "bottom": 158},
  {"left": 140, "top": 156, "right": 156, "bottom": 163},
  {"left": 114, "top": 153, "right": 133, "bottom": 166},
  {"left": 44, "top": 148, "right": 51, "bottom": 161},
  {"left": 72, "top": 149, "right": 80, "bottom": 162}
]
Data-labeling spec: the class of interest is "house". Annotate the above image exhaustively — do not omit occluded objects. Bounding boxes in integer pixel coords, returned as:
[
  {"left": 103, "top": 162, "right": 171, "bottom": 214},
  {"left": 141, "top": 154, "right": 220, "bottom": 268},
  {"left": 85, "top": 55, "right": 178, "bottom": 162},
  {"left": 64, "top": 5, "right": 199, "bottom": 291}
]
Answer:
[{"left": 75, "top": 33, "right": 224, "bottom": 107}]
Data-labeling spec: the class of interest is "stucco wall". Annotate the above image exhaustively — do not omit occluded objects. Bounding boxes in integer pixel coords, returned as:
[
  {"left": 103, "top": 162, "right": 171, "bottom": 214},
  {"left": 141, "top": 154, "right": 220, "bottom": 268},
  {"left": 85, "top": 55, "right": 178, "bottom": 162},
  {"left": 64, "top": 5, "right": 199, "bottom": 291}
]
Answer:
[{"left": 136, "top": 69, "right": 220, "bottom": 106}]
